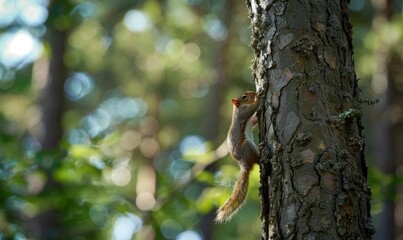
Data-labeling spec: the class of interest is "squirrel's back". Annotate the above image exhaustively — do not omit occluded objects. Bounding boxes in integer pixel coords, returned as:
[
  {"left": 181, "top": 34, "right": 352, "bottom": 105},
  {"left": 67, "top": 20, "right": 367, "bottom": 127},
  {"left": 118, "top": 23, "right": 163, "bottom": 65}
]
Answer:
[{"left": 215, "top": 91, "right": 260, "bottom": 223}]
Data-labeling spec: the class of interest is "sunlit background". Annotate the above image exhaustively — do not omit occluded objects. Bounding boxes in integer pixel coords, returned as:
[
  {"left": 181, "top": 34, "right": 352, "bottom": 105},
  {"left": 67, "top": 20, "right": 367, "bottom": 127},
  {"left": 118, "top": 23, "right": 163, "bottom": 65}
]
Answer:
[{"left": 0, "top": 0, "right": 402, "bottom": 239}]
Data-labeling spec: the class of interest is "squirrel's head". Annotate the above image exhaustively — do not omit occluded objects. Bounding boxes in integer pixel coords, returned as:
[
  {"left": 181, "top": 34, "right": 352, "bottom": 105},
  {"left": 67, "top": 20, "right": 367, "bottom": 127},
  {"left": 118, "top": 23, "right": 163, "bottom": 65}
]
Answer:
[{"left": 231, "top": 91, "right": 256, "bottom": 108}]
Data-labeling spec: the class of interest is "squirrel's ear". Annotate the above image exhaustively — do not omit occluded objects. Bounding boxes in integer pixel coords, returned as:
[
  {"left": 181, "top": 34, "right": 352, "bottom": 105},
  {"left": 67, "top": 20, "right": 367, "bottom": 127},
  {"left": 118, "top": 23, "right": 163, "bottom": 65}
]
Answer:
[{"left": 231, "top": 99, "right": 240, "bottom": 107}]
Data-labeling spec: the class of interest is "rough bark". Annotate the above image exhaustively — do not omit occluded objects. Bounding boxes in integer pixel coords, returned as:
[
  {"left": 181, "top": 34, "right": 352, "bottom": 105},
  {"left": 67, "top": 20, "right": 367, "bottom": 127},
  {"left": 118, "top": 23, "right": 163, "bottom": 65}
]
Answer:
[{"left": 244, "top": 0, "right": 374, "bottom": 239}]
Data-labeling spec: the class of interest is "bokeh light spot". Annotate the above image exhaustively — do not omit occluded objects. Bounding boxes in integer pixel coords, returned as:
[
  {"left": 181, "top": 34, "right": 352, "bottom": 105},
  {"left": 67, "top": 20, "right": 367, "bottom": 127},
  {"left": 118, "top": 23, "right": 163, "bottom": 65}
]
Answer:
[
  {"left": 82, "top": 109, "right": 111, "bottom": 137},
  {"left": 111, "top": 166, "right": 131, "bottom": 186},
  {"left": 0, "top": 0, "right": 18, "bottom": 27},
  {"left": 17, "top": 0, "right": 48, "bottom": 26},
  {"left": 135, "top": 192, "right": 156, "bottom": 211},
  {"left": 176, "top": 230, "right": 202, "bottom": 240},
  {"left": 0, "top": 29, "right": 43, "bottom": 68},
  {"left": 64, "top": 72, "right": 94, "bottom": 101},
  {"left": 183, "top": 43, "right": 201, "bottom": 63},
  {"left": 140, "top": 138, "right": 160, "bottom": 158},
  {"left": 120, "top": 130, "right": 141, "bottom": 151},
  {"left": 140, "top": 116, "right": 159, "bottom": 135},
  {"left": 67, "top": 129, "right": 91, "bottom": 145},
  {"left": 179, "top": 135, "right": 206, "bottom": 155},
  {"left": 89, "top": 156, "right": 105, "bottom": 170},
  {"left": 123, "top": 10, "right": 151, "bottom": 32},
  {"left": 112, "top": 213, "right": 143, "bottom": 240},
  {"left": 169, "top": 160, "right": 192, "bottom": 184},
  {"left": 74, "top": 2, "right": 96, "bottom": 18},
  {"left": 203, "top": 15, "right": 228, "bottom": 41},
  {"left": 117, "top": 98, "right": 142, "bottom": 118}
]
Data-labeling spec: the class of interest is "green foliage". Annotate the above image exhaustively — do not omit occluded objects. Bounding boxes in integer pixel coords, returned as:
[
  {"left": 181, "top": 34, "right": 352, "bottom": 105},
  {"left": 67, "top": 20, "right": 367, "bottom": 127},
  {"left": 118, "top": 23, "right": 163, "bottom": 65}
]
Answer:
[
  {"left": 368, "top": 167, "right": 403, "bottom": 215},
  {"left": 0, "top": 0, "right": 402, "bottom": 239},
  {"left": 0, "top": 0, "right": 259, "bottom": 238}
]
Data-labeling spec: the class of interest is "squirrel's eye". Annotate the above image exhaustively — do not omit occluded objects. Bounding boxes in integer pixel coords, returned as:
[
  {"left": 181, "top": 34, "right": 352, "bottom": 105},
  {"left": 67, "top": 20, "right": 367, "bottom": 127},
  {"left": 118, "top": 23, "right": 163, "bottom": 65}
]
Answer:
[{"left": 241, "top": 95, "right": 248, "bottom": 100}]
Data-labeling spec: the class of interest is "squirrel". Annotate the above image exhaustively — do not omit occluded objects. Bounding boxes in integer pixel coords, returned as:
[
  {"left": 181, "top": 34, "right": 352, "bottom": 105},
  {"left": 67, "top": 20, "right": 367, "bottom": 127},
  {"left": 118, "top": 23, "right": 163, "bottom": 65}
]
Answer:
[{"left": 215, "top": 91, "right": 261, "bottom": 223}]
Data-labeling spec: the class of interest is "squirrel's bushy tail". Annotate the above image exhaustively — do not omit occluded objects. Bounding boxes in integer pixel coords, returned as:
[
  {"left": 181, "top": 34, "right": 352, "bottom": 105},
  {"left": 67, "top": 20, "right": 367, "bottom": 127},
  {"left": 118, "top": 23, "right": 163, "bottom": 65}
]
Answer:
[{"left": 215, "top": 166, "right": 251, "bottom": 223}]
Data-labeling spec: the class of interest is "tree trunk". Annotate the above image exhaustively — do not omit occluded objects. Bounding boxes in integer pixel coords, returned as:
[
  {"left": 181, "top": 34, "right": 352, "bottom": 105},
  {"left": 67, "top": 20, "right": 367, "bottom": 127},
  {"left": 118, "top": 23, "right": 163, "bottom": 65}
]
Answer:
[
  {"left": 26, "top": 1, "right": 70, "bottom": 239},
  {"left": 244, "top": 0, "right": 374, "bottom": 239},
  {"left": 39, "top": 29, "right": 67, "bottom": 151},
  {"left": 26, "top": 30, "right": 67, "bottom": 240}
]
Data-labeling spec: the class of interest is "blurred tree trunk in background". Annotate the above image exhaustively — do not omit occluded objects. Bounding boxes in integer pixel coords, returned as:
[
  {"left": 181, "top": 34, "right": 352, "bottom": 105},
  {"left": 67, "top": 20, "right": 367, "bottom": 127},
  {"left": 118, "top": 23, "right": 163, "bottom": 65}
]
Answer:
[
  {"left": 39, "top": 28, "right": 67, "bottom": 150},
  {"left": 244, "top": 0, "right": 374, "bottom": 238},
  {"left": 199, "top": 1, "right": 233, "bottom": 238},
  {"left": 26, "top": 1, "right": 71, "bottom": 239},
  {"left": 372, "top": 0, "right": 403, "bottom": 239}
]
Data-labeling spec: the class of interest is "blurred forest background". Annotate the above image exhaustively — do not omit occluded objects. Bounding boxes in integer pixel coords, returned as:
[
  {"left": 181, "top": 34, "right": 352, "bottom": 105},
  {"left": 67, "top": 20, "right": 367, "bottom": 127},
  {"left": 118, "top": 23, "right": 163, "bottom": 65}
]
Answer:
[{"left": 0, "top": 0, "right": 402, "bottom": 239}]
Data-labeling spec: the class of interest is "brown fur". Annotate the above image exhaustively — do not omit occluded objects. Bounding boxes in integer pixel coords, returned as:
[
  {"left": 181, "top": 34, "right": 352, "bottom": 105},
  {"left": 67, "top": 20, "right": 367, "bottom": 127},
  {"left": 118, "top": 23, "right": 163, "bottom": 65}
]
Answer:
[{"left": 215, "top": 91, "right": 261, "bottom": 223}]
